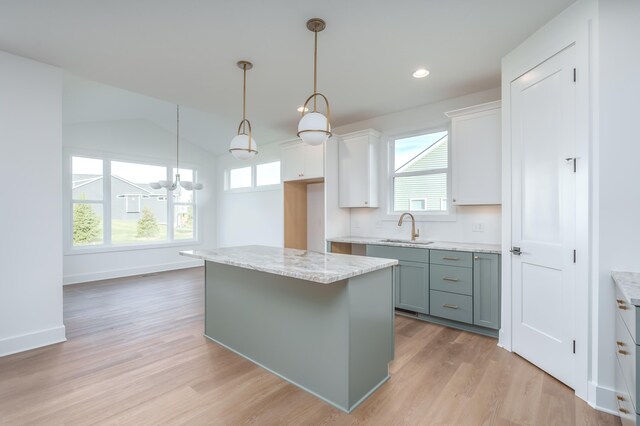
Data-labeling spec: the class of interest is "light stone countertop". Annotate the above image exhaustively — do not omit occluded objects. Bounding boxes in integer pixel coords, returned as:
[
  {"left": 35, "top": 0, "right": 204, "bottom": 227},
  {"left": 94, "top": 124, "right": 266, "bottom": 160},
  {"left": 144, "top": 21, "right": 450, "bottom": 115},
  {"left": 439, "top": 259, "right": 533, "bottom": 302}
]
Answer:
[
  {"left": 327, "top": 236, "right": 502, "bottom": 255},
  {"left": 612, "top": 271, "right": 640, "bottom": 306},
  {"left": 180, "top": 245, "right": 398, "bottom": 285}
]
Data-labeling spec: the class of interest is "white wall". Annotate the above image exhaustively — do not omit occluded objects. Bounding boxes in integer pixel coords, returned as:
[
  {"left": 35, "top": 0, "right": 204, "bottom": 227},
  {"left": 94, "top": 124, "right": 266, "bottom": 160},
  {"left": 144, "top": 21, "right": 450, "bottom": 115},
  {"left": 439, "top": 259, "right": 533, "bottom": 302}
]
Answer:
[
  {"left": 217, "top": 142, "right": 283, "bottom": 248},
  {"left": 63, "top": 118, "right": 217, "bottom": 284},
  {"left": 594, "top": 0, "right": 640, "bottom": 411},
  {"left": 333, "top": 88, "right": 502, "bottom": 244},
  {"left": 0, "top": 51, "right": 65, "bottom": 356}
]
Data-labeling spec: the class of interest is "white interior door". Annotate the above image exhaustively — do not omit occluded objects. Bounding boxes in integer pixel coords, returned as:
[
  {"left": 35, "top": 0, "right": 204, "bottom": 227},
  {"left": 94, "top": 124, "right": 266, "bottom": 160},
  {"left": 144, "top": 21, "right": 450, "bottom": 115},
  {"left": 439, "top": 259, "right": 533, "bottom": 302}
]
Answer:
[{"left": 511, "top": 45, "right": 576, "bottom": 388}]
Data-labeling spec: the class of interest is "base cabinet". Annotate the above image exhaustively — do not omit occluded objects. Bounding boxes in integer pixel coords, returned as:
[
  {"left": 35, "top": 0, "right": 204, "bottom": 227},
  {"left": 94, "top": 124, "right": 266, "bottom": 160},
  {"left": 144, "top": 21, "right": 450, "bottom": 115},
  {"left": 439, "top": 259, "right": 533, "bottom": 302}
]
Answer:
[
  {"left": 614, "top": 289, "right": 639, "bottom": 426},
  {"left": 362, "top": 244, "right": 501, "bottom": 337},
  {"left": 473, "top": 253, "right": 501, "bottom": 330},
  {"left": 396, "top": 261, "right": 429, "bottom": 314}
]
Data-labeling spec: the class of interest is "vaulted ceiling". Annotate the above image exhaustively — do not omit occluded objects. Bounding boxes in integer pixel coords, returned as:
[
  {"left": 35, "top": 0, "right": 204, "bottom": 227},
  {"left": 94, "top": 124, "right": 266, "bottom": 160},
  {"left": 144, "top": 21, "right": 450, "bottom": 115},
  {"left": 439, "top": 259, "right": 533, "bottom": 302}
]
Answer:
[{"left": 0, "top": 0, "right": 574, "bottom": 153}]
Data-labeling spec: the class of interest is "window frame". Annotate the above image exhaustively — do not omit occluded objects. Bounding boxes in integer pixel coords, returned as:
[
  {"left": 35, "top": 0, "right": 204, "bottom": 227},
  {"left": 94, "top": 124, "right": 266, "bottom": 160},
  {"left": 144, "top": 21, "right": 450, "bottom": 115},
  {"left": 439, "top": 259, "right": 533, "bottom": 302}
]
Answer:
[
  {"left": 386, "top": 127, "right": 456, "bottom": 221},
  {"left": 225, "top": 160, "right": 282, "bottom": 193},
  {"left": 64, "top": 148, "right": 200, "bottom": 255}
]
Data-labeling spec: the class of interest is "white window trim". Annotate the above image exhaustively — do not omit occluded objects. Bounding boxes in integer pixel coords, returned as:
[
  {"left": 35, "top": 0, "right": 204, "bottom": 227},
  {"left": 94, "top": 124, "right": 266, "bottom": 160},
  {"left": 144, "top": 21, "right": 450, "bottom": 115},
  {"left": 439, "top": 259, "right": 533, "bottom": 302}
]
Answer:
[
  {"left": 64, "top": 148, "right": 200, "bottom": 255},
  {"left": 224, "top": 161, "right": 282, "bottom": 193},
  {"left": 383, "top": 127, "right": 457, "bottom": 222}
]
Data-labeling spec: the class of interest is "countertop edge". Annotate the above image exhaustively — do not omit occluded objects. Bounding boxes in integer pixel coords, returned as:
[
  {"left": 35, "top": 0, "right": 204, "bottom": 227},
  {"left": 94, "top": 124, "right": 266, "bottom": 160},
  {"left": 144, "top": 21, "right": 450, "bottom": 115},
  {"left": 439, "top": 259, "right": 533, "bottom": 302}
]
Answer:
[
  {"left": 611, "top": 271, "right": 640, "bottom": 306},
  {"left": 180, "top": 250, "right": 398, "bottom": 284},
  {"left": 326, "top": 237, "right": 502, "bottom": 255}
]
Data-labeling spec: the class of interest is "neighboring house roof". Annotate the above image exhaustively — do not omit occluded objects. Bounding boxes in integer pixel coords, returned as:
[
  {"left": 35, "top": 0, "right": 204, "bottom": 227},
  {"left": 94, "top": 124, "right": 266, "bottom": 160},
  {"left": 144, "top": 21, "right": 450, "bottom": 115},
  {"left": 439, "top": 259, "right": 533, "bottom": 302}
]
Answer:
[
  {"left": 396, "top": 134, "right": 448, "bottom": 173},
  {"left": 72, "top": 175, "right": 164, "bottom": 197},
  {"left": 72, "top": 176, "right": 102, "bottom": 189}
]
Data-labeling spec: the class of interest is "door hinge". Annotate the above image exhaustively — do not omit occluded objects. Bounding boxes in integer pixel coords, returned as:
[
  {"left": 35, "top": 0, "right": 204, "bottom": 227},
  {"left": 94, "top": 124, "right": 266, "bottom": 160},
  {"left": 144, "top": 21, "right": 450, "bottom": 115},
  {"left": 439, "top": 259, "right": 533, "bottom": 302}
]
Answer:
[
  {"left": 573, "top": 250, "right": 577, "bottom": 263},
  {"left": 573, "top": 340, "right": 576, "bottom": 354},
  {"left": 573, "top": 68, "right": 577, "bottom": 82},
  {"left": 565, "top": 157, "right": 576, "bottom": 172}
]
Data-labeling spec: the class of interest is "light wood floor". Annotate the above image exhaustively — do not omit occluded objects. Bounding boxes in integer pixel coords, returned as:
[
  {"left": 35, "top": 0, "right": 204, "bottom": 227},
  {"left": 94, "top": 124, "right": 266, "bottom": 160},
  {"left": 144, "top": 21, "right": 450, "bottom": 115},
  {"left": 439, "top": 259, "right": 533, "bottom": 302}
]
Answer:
[{"left": 0, "top": 267, "right": 619, "bottom": 425}]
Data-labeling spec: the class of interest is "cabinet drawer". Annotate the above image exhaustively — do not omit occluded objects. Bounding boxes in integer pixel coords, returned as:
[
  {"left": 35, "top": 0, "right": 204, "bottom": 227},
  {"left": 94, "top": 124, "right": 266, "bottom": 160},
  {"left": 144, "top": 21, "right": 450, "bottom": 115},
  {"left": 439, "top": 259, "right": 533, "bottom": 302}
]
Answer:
[
  {"left": 616, "top": 285, "right": 638, "bottom": 344},
  {"left": 430, "top": 290, "right": 472, "bottom": 324},
  {"left": 430, "top": 264, "right": 472, "bottom": 296},
  {"left": 616, "top": 354, "right": 638, "bottom": 426},
  {"left": 616, "top": 310, "right": 638, "bottom": 411},
  {"left": 367, "top": 245, "right": 429, "bottom": 263},
  {"left": 430, "top": 250, "right": 472, "bottom": 268}
]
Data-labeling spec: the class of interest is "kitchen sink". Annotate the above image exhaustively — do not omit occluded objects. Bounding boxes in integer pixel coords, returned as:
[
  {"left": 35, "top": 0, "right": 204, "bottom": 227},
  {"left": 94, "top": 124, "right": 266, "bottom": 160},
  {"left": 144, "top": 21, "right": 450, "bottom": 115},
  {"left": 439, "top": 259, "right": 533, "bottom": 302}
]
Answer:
[{"left": 381, "top": 239, "right": 433, "bottom": 245}]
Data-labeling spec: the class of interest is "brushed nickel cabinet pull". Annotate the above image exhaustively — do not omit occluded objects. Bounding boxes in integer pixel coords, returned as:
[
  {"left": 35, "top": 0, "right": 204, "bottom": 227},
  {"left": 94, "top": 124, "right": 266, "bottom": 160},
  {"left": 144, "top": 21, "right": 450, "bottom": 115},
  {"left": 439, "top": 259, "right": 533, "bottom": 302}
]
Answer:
[
  {"left": 474, "top": 256, "right": 480, "bottom": 260},
  {"left": 442, "top": 256, "right": 460, "bottom": 261},
  {"left": 442, "top": 277, "right": 459, "bottom": 282},
  {"left": 618, "top": 349, "right": 630, "bottom": 355},
  {"left": 442, "top": 304, "right": 459, "bottom": 309}
]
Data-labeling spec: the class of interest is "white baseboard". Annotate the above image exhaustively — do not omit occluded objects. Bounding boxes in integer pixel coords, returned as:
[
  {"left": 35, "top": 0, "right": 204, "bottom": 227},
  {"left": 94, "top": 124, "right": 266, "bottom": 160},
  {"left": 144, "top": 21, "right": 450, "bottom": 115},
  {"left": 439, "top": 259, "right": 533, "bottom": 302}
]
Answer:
[
  {"left": 63, "top": 259, "right": 203, "bottom": 285},
  {"left": 0, "top": 325, "right": 66, "bottom": 357},
  {"left": 588, "top": 381, "right": 618, "bottom": 415}
]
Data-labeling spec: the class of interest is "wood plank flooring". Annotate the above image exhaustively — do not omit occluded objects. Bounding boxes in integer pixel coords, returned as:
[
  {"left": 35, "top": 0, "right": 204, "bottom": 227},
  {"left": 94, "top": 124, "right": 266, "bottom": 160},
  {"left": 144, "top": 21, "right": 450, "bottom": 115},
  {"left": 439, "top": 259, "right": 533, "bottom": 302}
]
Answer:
[{"left": 0, "top": 267, "right": 620, "bottom": 425}]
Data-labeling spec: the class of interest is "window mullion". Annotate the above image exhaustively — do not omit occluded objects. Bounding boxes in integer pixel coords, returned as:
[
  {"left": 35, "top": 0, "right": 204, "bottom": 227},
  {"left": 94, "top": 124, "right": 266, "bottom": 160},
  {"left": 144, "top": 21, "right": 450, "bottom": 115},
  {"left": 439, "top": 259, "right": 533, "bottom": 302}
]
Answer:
[
  {"left": 104, "top": 159, "right": 112, "bottom": 245},
  {"left": 168, "top": 166, "right": 175, "bottom": 242}
]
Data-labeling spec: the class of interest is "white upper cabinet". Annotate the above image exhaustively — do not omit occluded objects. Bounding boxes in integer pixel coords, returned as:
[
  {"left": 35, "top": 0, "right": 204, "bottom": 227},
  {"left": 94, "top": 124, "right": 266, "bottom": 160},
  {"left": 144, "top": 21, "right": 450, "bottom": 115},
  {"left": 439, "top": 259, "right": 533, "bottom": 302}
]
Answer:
[
  {"left": 446, "top": 101, "right": 501, "bottom": 205},
  {"left": 281, "top": 140, "right": 324, "bottom": 182},
  {"left": 338, "top": 129, "right": 381, "bottom": 208}
]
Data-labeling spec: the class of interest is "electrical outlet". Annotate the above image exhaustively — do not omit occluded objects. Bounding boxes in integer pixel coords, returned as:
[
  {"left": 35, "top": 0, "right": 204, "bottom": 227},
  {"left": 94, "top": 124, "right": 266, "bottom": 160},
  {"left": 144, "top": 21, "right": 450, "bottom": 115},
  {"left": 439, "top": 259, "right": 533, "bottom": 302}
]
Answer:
[{"left": 472, "top": 223, "right": 484, "bottom": 232}]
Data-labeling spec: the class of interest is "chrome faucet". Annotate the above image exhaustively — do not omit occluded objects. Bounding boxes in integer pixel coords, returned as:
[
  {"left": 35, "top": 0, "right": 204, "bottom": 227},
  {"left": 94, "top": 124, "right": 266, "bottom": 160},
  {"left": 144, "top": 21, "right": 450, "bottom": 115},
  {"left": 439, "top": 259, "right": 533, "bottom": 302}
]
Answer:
[{"left": 398, "top": 212, "right": 420, "bottom": 241}]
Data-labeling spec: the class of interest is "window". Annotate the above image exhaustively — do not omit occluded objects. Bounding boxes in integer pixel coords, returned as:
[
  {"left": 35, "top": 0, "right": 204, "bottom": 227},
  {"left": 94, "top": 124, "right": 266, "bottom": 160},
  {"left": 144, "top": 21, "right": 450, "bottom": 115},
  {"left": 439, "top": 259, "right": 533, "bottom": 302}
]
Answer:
[
  {"left": 72, "top": 156, "right": 104, "bottom": 246},
  {"left": 68, "top": 153, "right": 198, "bottom": 250},
  {"left": 256, "top": 161, "right": 280, "bottom": 186},
  {"left": 229, "top": 166, "right": 252, "bottom": 189},
  {"left": 226, "top": 161, "right": 281, "bottom": 191},
  {"left": 390, "top": 130, "right": 449, "bottom": 214},
  {"left": 173, "top": 168, "right": 194, "bottom": 240}
]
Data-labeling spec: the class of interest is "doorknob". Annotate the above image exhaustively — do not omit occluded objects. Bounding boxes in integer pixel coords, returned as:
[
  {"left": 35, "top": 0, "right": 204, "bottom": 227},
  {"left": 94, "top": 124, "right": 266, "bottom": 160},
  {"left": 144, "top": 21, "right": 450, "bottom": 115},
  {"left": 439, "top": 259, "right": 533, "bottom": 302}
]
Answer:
[{"left": 510, "top": 247, "right": 522, "bottom": 255}]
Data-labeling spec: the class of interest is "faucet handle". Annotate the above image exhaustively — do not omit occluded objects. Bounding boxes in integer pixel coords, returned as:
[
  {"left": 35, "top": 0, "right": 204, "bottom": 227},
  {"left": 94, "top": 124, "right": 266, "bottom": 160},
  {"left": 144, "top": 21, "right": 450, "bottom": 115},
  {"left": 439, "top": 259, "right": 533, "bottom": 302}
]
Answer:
[{"left": 415, "top": 228, "right": 420, "bottom": 238}]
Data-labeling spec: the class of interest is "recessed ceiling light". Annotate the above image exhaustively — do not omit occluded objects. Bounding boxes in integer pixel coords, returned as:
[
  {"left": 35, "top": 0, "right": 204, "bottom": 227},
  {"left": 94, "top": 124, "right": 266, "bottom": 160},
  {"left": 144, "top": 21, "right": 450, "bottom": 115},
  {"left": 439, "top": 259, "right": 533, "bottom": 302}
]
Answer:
[
  {"left": 297, "top": 106, "right": 309, "bottom": 113},
  {"left": 412, "top": 68, "right": 430, "bottom": 79}
]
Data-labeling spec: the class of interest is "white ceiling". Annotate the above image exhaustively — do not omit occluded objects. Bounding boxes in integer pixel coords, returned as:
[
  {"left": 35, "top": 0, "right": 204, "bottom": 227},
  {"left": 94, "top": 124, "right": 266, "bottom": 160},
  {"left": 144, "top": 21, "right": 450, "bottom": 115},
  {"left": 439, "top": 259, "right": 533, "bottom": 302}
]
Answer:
[{"left": 0, "top": 0, "right": 574, "bottom": 154}]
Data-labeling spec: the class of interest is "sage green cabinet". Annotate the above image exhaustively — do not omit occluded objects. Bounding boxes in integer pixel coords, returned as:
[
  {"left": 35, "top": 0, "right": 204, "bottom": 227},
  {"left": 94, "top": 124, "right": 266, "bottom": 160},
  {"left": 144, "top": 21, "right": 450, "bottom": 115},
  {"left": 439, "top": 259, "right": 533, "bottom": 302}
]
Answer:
[
  {"left": 395, "top": 261, "right": 429, "bottom": 314},
  {"left": 367, "top": 245, "right": 429, "bottom": 314},
  {"left": 473, "top": 253, "right": 500, "bottom": 330}
]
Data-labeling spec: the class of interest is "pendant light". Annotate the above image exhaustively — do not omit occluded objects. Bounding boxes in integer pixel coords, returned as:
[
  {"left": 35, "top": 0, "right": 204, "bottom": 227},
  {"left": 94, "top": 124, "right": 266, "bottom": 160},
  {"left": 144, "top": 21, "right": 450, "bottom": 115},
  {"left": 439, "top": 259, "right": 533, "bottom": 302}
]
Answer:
[
  {"left": 297, "top": 18, "right": 332, "bottom": 146},
  {"left": 229, "top": 61, "right": 258, "bottom": 160},
  {"left": 150, "top": 105, "right": 204, "bottom": 191}
]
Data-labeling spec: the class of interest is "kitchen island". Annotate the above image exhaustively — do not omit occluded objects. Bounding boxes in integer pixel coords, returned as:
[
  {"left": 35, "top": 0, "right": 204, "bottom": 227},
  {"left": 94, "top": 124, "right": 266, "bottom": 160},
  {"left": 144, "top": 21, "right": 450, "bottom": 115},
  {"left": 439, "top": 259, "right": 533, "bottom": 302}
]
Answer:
[{"left": 180, "top": 245, "right": 398, "bottom": 413}]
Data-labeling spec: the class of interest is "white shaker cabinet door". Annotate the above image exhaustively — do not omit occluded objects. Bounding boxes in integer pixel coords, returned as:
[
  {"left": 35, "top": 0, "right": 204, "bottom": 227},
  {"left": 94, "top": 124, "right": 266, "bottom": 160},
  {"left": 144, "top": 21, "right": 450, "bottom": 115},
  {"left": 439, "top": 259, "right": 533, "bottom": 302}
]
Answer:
[
  {"left": 304, "top": 142, "right": 324, "bottom": 180},
  {"left": 447, "top": 101, "right": 501, "bottom": 205}
]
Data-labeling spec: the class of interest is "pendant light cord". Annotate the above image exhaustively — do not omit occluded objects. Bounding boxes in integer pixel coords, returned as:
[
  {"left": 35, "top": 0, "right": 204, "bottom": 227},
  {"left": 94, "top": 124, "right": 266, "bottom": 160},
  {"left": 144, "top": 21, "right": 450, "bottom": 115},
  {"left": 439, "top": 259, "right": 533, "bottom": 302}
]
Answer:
[
  {"left": 242, "top": 63, "right": 247, "bottom": 133},
  {"left": 313, "top": 29, "right": 318, "bottom": 111},
  {"left": 176, "top": 104, "right": 180, "bottom": 174}
]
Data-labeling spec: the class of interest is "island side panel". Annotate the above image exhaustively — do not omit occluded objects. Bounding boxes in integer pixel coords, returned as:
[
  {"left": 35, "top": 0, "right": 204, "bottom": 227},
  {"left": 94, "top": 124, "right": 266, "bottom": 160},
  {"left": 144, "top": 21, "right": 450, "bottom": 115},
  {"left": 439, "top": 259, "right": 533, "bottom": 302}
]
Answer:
[
  {"left": 347, "top": 266, "right": 394, "bottom": 410},
  {"left": 204, "top": 261, "right": 351, "bottom": 411}
]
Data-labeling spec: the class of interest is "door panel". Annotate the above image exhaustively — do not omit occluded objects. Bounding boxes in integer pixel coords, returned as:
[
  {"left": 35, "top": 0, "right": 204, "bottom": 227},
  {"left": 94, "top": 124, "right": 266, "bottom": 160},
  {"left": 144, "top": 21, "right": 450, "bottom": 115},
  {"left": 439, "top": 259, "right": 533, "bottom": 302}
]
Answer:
[
  {"left": 511, "top": 45, "right": 576, "bottom": 388},
  {"left": 395, "top": 261, "right": 429, "bottom": 314}
]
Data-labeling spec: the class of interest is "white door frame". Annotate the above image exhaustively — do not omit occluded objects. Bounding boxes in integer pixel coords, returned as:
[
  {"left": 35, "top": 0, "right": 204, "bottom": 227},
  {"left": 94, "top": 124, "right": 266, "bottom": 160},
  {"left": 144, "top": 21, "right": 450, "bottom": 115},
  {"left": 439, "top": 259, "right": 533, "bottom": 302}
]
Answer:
[{"left": 500, "top": 0, "right": 596, "bottom": 403}]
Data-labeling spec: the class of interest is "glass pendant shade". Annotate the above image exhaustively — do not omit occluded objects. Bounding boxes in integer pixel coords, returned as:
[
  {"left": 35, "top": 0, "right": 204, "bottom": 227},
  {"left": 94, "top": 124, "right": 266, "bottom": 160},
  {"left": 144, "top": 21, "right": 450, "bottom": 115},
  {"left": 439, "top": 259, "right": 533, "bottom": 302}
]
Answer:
[
  {"left": 298, "top": 111, "right": 330, "bottom": 146},
  {"left": 230, "top": 134, "right": 258, "bottom": 160}
]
